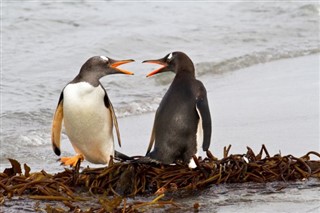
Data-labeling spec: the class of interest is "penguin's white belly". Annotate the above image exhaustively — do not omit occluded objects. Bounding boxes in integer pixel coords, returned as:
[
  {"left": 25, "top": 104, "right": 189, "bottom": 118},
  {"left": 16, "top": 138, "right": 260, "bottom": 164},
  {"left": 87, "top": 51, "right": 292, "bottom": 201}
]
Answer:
[
  {"left": 63, "top": 82, "right": 114, "bottom": 164},
  {"left": 189, "top": 106, "right": 203, "bottom": 168}
]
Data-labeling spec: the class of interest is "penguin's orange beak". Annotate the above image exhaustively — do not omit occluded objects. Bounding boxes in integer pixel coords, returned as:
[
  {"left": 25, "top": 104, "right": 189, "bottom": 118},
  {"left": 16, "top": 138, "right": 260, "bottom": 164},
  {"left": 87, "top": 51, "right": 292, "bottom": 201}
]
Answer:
[
  {"left": 142, "top": 58, "right": 168, "bottom": 77},
  {"left": 110, "top": 59, "right": 135, "bottom": 75}
]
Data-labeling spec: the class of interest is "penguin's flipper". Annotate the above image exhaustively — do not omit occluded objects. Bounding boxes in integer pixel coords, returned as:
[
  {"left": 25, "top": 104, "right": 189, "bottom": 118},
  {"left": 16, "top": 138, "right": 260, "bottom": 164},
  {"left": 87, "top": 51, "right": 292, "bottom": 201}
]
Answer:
[
  {"left": 196, "top": 86, "right": 212, "bottom": 151},
  {"left": 146, "top": 119, "right": 156, "bottom": 155},
  {"left": 103, "top": 91, "right": 121, "bottom": 147},
  {"left": 109, "top": 101, "right": 122, "bottom": 147},
  {"left": 51, "top": 92, "right": 64, "bottom": 156}
]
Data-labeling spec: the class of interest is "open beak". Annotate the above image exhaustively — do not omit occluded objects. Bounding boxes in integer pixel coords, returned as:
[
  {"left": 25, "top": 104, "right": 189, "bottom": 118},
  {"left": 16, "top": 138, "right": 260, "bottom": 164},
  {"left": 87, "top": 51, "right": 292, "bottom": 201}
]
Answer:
[
  {"left": 142, "top": 58, "right": 168, "bottom": 77},
  {"left": 110, "top": 59, "right": 135, "bottom": 75}
]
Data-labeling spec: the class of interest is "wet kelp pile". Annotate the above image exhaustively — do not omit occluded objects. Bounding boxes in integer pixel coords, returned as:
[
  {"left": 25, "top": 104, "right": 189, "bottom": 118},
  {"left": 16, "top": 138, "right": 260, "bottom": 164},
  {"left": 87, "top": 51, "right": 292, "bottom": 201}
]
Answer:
[{"left": 1, "top": 145, "right": 320, "bottom": 212}]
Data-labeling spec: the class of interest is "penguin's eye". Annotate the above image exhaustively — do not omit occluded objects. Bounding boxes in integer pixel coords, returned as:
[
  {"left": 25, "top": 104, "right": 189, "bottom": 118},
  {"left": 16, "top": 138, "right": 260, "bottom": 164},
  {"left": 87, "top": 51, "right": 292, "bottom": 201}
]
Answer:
[
  {"left": 167, "top": 53, "right": 173, "bottom": 62},
  {"left": 100, "top": 56, "right": 109, "bottom": 62}
]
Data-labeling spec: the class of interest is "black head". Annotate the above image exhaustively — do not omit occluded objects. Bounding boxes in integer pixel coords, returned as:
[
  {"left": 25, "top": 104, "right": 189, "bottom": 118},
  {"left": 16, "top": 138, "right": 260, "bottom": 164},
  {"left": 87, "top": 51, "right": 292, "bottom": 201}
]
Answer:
[
  {"left": 76, "top": 56, "right": 134, "bottom": 85},
  {"left": 142, "top": 51, "right": 195, "bottom": 77}
]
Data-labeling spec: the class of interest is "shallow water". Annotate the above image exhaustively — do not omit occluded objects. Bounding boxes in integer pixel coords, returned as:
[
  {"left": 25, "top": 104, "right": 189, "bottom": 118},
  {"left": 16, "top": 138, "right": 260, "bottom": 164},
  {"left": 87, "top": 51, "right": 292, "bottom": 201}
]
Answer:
[{"left": 1, "top": 1, "right": 320, "bottom": 212}]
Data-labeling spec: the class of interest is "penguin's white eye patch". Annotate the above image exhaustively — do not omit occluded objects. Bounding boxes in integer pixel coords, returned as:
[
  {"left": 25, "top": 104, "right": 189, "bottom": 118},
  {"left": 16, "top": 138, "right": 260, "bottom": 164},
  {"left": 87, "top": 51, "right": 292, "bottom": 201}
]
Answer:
[
  {"left": 167, "top": 53, "right": 173, "bottom": 60},
  {"left": 100, "top": 56, "right": 109, "bottom": 61}
]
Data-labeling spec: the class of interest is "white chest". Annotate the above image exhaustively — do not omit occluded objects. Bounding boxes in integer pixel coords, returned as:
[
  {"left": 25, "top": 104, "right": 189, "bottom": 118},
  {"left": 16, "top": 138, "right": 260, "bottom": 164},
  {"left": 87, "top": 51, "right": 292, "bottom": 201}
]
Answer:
[
  {"left": 63, "top": 82, "right": 105, "bottom": 111},
  {"left": 62, "top": 82, "right": 114, "bottom": 164},
  {"left": 63, "top": 82, "right": 109, "bottom": 130}
]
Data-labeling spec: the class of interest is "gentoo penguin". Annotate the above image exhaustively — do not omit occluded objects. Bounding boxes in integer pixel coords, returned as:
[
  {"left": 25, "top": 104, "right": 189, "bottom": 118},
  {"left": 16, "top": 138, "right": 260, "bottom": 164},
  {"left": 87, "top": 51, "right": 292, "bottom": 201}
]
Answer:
[
  {"left": 143, "top": 51, "right": 212, "bottom": 166},
  {"left": 51, "top": 56, "right": 134, "bottom": 167}
]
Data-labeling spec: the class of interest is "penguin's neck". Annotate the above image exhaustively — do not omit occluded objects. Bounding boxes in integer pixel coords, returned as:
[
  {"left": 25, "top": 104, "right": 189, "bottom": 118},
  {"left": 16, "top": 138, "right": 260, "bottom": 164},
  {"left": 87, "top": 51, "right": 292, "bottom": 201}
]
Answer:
[
  {"left": 66, "top": 82, "right": 99, "bottom": 98},
  {"left": 174, "top": 69, "right": 195, "bottom": 82},
  {"left": 71, "top": 74, "right": 101, "bottom": 87}
]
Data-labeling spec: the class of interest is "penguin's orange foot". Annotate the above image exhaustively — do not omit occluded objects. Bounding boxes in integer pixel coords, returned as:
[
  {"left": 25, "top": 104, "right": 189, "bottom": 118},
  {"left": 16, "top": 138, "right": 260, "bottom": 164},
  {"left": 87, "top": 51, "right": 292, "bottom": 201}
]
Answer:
[{"left": 60, "top": 155, "right": 84, "bottom": 167}]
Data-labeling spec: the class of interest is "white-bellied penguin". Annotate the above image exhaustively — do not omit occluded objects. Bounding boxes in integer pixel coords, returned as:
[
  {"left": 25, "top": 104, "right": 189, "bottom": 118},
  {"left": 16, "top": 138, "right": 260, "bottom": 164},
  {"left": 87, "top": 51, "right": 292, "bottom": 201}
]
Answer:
[
  {"left": 143, "top": 51, "right": 212, "bottom": 166},
  {"left": 51, "top": 56, "right": 134, "bottom": 167}
]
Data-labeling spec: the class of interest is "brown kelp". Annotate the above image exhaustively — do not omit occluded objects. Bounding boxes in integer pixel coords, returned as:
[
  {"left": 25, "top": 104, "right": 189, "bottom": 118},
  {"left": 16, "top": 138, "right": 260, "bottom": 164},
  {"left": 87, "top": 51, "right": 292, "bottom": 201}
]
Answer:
[{"left": 1, "top": 145, "right": 320, "bottom": 212}]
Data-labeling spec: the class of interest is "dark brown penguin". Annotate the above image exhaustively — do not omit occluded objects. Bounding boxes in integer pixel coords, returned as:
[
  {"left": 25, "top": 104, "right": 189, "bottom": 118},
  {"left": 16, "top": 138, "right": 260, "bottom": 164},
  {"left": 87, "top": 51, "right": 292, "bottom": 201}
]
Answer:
[{"left": 143, "top": 51, "right": 212, "bottom": 166}]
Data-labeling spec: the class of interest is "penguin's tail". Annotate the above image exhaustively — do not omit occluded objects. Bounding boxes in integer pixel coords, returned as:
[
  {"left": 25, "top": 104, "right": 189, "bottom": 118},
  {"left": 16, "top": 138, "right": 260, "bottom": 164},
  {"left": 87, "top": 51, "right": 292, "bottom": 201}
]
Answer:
[
  {"left": 114, "top": 151, "right": 161, "bottom": 164},
  {"left": 114, "top": 150, "right": 133, "bottom": 161}
]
